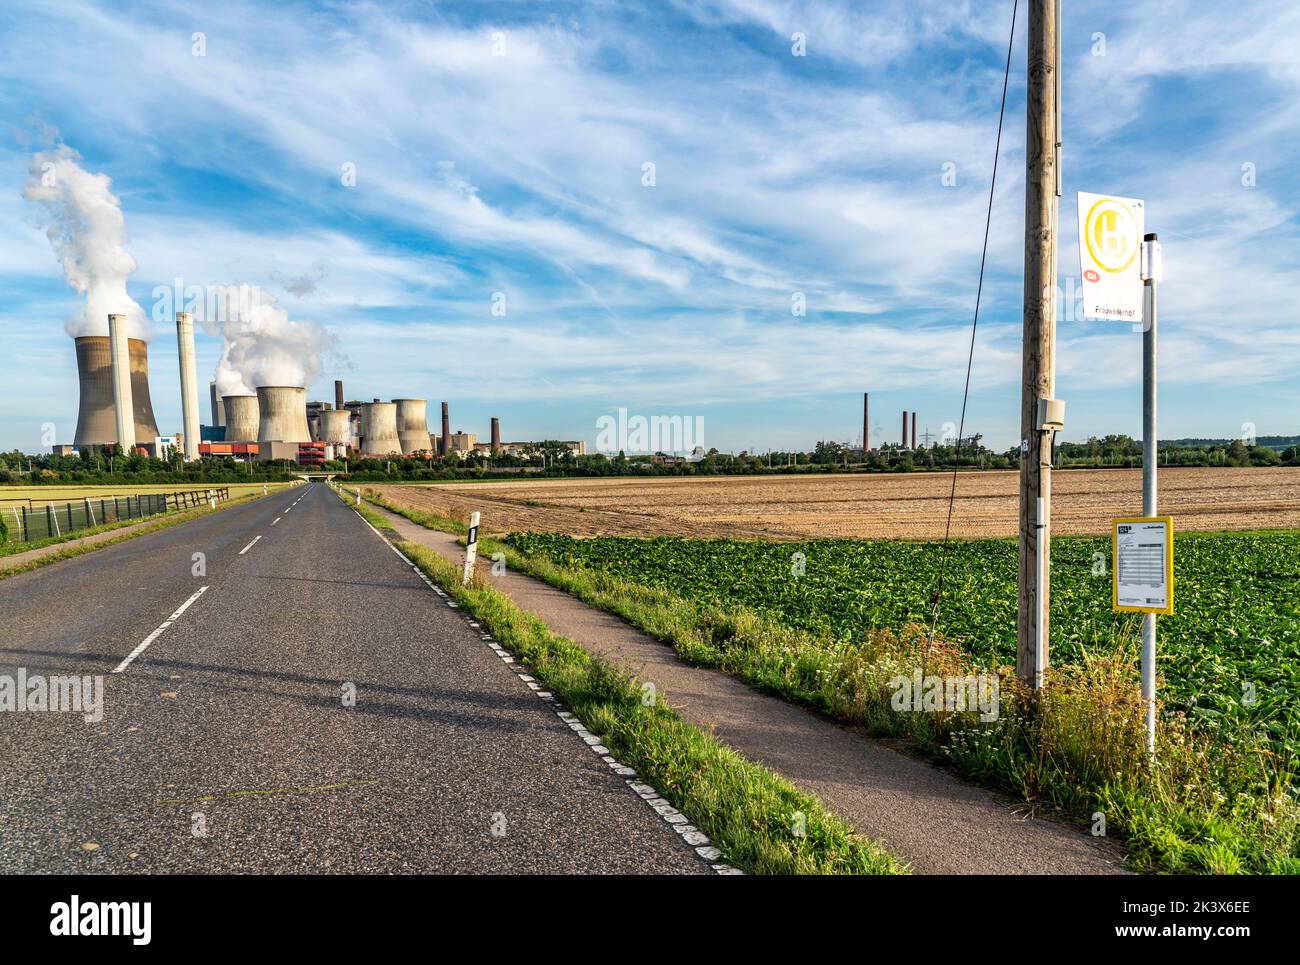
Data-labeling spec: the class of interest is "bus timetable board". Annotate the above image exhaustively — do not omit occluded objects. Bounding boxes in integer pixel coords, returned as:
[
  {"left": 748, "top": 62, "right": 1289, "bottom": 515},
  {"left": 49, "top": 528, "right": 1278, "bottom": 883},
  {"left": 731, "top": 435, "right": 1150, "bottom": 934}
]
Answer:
[{"left": 1112, "top": 517, "right": 1174, "bottom": 614}]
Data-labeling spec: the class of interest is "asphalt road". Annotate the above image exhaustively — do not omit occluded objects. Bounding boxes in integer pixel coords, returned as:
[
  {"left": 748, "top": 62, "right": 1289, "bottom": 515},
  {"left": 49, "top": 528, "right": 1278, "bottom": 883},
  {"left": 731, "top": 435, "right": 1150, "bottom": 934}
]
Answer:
[{"left": 0, "top": 483, "right": 705, "bottom": 874}]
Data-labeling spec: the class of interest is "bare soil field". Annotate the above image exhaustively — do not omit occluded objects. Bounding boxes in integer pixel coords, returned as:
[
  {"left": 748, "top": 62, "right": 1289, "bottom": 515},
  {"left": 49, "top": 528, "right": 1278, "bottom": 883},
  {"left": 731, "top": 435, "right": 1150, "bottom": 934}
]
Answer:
[{"left": 369, "top": 467, "right": 1300, "bottom": 540}]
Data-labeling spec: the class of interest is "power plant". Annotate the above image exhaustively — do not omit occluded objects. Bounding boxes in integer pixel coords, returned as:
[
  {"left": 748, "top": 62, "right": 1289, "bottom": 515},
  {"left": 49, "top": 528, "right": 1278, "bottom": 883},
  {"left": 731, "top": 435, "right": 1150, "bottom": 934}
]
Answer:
[
  {"left": 73, "top": 333, "right": 160, "bottom": 450},
  {"left": 257, "top": 386, "right": 311, "bottom": 444},
  {"left": 359, "top": 401, "right": 401, "bottom": 456},
  {"left": 222, "top": 395, "right": 260, "bottom": 443},
  {"left": 317, "top": 408, "right": 352, "bottom": 446},
  {"left": 394, "top": 399, "right": 431, "bottom": 455},
  {"left": 60, "top": 314, "right": 571, "bottom": 465}
]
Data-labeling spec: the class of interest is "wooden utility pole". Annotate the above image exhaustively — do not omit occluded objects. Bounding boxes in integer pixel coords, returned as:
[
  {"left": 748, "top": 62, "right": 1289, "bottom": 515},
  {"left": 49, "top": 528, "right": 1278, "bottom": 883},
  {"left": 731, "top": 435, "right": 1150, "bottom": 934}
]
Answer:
[{"left": 1018, "top": 0, "right": 1060, "bottom": 688}]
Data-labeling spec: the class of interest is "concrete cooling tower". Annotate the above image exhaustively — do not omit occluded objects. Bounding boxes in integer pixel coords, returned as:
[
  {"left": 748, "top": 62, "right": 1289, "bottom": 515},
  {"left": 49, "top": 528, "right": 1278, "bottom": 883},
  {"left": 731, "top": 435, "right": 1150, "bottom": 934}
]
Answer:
[
  {"left": 359, "top": 401, "right": 400, "bottom": 455},
  {"left": 73, "top": 335, "right": 160, "bottom": 448},
  {"left": 222, "top": 395, "right": 260, "bottom": 442},
  {"left": 318, "top": 409, "right": 352, "bottom": 446},
  {"left": 394, "top": 399, "right": 430, "bottom": 454},
  {"left": 257, "top": 386, "right": 310, "bottom": 443}
]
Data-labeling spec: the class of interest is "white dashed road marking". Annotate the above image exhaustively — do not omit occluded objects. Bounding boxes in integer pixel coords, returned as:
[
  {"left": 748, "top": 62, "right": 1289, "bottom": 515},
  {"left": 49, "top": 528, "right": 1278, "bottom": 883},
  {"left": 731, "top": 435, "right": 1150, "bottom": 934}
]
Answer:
[
  {"left": 113, "top": 585, "right": 210, "bottom": 673},
  {"left": 272, "top": 517, "right": 281, "bottom": 525},
  {"left": 239, "top": 535, "right": 262, "bottom": 555}
]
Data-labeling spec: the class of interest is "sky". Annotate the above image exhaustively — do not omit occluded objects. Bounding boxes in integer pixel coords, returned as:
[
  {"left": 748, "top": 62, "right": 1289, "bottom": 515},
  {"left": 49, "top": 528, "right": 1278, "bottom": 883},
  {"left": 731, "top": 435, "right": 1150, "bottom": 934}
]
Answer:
[{"left": 1, "top": 0, "right": 1297, "bottom": 454}]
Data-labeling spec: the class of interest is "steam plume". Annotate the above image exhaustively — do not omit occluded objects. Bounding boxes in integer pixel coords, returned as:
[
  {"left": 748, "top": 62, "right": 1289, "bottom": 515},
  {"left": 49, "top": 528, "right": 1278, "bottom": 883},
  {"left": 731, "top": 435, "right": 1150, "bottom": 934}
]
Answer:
[
  {"left": 199, "top": 284, "right": 335, "bottom": 396},
  {"left": 23, "top": 144, "right": 149, "bottom": 341}
]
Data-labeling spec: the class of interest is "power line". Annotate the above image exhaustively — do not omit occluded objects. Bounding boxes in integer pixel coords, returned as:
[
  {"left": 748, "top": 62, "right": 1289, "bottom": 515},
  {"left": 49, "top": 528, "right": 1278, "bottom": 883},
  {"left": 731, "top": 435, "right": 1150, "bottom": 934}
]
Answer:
[{"left": 928, "top": 0, "right": 1019, "bottom": 652}]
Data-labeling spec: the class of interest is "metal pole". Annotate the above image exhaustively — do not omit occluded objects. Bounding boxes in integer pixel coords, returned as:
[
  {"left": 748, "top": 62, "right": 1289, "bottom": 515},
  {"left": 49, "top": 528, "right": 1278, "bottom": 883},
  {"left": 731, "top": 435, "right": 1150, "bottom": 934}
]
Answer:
[{"left": 1141, "top": 232, "right": 1160, "bottom": 759}]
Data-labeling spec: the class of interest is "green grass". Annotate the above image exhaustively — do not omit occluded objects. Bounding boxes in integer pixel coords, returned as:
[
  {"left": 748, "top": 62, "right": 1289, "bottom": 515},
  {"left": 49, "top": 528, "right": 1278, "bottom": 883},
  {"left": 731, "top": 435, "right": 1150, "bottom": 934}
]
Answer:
[{"left": 391, "top": 537, "right": 908, "bottom": 875}]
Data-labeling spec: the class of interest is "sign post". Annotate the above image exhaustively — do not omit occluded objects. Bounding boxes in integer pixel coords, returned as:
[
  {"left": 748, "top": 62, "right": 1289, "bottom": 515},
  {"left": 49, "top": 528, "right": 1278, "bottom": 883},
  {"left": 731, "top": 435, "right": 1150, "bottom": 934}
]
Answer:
[{"left": 462, "top": 511, "right": 480, "bottom": 586}]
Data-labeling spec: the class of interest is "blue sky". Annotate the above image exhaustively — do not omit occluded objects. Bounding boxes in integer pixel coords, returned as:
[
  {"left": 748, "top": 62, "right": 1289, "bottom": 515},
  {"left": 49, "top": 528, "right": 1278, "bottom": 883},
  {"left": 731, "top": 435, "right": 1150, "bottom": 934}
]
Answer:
[{"left": 1, "top": 0, "right": 1297, "bottom": 454}]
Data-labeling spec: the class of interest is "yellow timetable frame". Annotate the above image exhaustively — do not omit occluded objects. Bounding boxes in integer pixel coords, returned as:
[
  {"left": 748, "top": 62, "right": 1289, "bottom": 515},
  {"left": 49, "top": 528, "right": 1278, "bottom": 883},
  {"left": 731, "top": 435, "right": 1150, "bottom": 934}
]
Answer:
[{"left": 1112, "top": 516, "right": 1174, "bottom": 615}]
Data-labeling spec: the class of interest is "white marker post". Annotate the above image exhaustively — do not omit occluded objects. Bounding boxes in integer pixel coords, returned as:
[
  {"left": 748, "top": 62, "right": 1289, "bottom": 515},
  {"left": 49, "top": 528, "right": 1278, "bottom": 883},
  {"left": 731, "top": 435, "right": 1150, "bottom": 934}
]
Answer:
[
  {"left": 355, "top": 488, "right": 361, "bottom": 506},
  {"left": 462, "top": 511, "right": 481, "bottom": 586}
]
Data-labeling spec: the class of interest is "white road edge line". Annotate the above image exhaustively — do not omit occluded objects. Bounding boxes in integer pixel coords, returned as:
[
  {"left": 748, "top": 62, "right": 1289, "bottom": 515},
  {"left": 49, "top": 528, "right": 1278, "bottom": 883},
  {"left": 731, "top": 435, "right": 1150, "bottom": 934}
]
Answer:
[
  {"left": 113, "top": 585, "right": 210, "bottom": 673},
  {"left": 338, "top": 491, "right": 736, "bottom": 875},
  {"left": 239, "top": 535, "right": 262, "bottom": 555}
]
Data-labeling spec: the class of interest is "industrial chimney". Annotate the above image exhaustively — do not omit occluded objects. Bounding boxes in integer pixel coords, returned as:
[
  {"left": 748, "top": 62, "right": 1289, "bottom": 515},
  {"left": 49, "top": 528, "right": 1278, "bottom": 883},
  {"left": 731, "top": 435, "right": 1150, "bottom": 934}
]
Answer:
[
  {"left": 210, "top": 382, "right": 224, "bottom": 427},
  {"left": 73, "top": 335, "right": 160, "bottom": 448},
  {"left": 222, "top": 395, "right": 260, "bottom": 442},
  {"left": 334, "top": 379, "right": 344, "bottom": 412},
  {"left": 360, "top": 401, "right": 401, "bottom": 455},
  {"left": 108, "top": 314, "right": 136, "bottom": 452},
  {"left": 902, "top": 410, "right": 909, "bottom": 449},
  {"left": 175, "top": 312, "right": 200, "bottom": 461},
  {"left": 440, "top": 401, "right": 450, "bottom": 456},
  {"left": 256, "top": 386, "right": 311, "bottom": 443},
  {"left": 911, "top": 412, "right": 917, "bottom": 450},
  {"left": 862, "top": 393, "right": 869, "bottom": 452},
  {"left": 491, "top": 417, "right": 501, "bottom": 455},
  {"left": 394, "top": 399, "right": 430, "bottom": 454}
]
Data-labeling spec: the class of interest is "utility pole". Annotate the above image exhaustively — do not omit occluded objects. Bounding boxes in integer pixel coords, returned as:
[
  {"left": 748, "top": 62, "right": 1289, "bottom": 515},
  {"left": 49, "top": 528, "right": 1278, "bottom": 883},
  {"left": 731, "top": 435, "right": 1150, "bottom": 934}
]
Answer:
[{"left": 1018, "top": 0, "right": 1060, "bottom": 689}]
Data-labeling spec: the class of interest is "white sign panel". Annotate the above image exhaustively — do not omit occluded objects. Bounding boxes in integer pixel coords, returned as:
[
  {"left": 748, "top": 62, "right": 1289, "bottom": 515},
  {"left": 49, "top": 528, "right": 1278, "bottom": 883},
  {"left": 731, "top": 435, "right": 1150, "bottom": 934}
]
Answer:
[
  {"left": 1112, "top": 517, "right": 1173, "bottom": 614},
  {"left": 1078, "top": 192, "right": 1145, "bottom": 322}
]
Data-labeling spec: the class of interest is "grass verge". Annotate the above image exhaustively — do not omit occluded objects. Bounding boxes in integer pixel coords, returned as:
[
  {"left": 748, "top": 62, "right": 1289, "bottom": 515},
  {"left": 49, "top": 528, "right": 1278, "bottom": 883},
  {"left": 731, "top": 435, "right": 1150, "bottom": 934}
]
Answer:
[
  {"left": 0, "top": 492, "right": 271, "bottom": 581},
  {"left": 362, "top": 516, "right": 907, "bottom": 874}
]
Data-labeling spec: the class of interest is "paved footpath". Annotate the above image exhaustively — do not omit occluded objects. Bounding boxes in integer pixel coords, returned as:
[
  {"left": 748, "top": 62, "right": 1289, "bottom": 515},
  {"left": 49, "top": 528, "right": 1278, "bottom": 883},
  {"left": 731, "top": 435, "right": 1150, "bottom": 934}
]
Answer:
[
  {"left": 372, "top": 503, "right": 1130, "bottom": 875},
  {"left": 0, "top": 484, "right": 707, "bottom": 874}
]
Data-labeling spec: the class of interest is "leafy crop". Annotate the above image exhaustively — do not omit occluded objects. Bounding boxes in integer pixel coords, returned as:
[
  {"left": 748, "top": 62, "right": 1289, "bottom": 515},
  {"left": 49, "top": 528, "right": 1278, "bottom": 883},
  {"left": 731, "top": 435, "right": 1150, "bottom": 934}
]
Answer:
[{"left": 506, "top": 530, "right": 1300, "bottom": 755}]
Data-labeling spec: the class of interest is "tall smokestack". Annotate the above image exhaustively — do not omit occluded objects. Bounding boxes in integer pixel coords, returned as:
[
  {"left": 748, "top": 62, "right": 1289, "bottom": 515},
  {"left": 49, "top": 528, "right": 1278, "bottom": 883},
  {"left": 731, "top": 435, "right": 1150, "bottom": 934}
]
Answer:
[
  {"left": 176, "top": 312, "right": 200, "bottom": 461},
  {"left": 440, "top": 401, "right": 450, "bottom": 456},
  {"left": 335, "top": 380, "right": 344, "bottom": 411},
  {"left": 901, "top": 410, "right": 908, "bottom": 450},
  {"left": 491, "top": 417, "right": 501, "bottom": 455},
  {"left": 210, "top": 382, "right": 224, "bottom": 426},
  {"left": 912, "top": 412, "right": 917, "bottom": 450},
  {"left": 109, "top": 314, "right": 136, "bottom": 451},
  {"left": 862, "top": 393, "right": 869, "bottom": 452}
]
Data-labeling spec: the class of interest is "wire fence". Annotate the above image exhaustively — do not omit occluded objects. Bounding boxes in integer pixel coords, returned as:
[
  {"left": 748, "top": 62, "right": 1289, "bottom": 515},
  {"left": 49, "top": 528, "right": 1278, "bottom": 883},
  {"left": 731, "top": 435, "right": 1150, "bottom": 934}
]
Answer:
[{"left": 0, "top": 488, "right": 230, "bottom": 544}]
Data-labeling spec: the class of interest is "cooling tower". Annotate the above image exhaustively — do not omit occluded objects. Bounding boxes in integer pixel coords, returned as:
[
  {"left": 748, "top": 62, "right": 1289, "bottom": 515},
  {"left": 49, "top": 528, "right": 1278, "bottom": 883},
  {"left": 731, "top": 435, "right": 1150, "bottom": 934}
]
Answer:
[
  {"left": 257, "top": 386, "right": 310, "bottom": 443},
  {"left": 394, "top": 398, "right": 429, "bottom": 454},
  {"left": 73, "top": 335, "right": 160, "bottom": 448},
  {"left": 318, "top": 409, "right": 352, "bottom": 446},
  {"left": 222, "top": 395, "right": 260, "bottom": 442},
  {"left": 360, "top": 401, "right": 400, "bottom": 455}
]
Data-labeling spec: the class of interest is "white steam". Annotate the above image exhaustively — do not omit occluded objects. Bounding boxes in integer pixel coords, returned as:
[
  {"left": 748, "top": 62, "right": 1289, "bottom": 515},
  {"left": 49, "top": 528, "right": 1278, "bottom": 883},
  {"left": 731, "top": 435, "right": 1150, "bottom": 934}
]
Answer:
[
  {"left": 199, "top": 285, "right": 336, "bottom": 396},
  {"left": 23, "top": 144, "right": 150, "bottom": 341}
]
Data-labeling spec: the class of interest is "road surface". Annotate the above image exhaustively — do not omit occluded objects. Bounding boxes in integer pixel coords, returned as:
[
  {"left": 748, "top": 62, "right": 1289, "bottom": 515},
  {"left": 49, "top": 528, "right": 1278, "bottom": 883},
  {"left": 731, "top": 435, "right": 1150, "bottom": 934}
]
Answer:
[{"left": 0, "top": 483, "right": 706, "bottom": 874}]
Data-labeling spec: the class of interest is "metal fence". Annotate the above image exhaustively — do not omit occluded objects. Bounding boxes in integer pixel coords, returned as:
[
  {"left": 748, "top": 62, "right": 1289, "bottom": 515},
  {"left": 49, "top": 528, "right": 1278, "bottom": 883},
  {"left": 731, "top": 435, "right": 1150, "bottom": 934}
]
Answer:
[{"left": 1, "top": 488, "right": 230, "bottom": 544}]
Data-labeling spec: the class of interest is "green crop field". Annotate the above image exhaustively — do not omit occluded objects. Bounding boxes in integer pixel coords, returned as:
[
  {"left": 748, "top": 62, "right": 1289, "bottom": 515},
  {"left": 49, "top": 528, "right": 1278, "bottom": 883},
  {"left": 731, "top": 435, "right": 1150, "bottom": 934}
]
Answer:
[{"left": 506, "top": 530, "right": 1300, "bottom": 755}]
